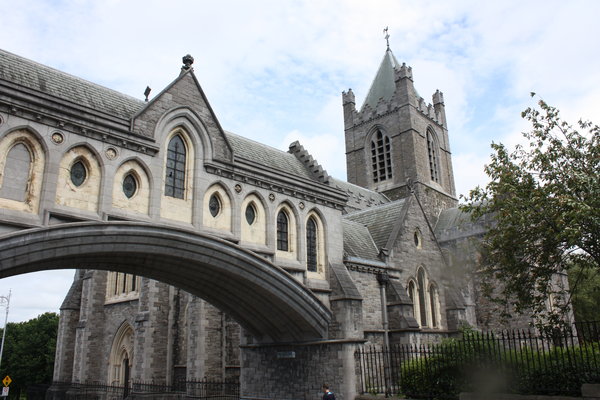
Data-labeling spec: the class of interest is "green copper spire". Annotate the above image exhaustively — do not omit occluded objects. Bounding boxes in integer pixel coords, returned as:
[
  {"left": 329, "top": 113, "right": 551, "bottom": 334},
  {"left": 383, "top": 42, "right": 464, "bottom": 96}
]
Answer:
[{"left": 361, "top": 48, "right": 400, "bottom": 111}]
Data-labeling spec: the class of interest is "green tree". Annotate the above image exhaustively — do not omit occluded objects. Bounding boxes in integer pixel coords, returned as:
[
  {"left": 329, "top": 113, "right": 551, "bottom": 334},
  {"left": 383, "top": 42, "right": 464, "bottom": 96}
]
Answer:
[
  {"left": 0, "top": 312, "right": 59, "bottom": 397},
  {"left": 462, "top": 96, "right": 600, "bottom": 327},
  {"left": 569, "top": 261, "right": 600, "bottom": 322}
]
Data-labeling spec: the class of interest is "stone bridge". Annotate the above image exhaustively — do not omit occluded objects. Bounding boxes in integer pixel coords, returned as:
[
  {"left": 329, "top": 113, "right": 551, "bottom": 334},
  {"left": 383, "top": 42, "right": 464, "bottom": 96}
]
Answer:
[{"left": 0, "top": 221, "right": 331, "bottom": 343}]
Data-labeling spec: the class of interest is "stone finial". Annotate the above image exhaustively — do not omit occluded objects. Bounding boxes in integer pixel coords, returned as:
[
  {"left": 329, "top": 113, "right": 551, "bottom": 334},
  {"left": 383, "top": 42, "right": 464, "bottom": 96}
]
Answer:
[{"left": 182, "top": 54, "right": 194, "bottom": 70}]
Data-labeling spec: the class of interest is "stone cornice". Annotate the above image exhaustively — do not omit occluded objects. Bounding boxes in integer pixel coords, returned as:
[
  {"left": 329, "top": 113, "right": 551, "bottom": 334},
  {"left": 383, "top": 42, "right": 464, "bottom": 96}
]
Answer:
[
  {"left": 0, "top": 83, "right": 158, "bottom": 156},
  {"left": 205, "top": 161, "right": 347, "bottom": 211}
]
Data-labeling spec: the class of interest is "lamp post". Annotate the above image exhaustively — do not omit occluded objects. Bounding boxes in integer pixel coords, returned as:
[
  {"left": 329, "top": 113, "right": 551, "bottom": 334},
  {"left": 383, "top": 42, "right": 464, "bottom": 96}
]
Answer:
[{"left": 0, "top": 290, "right": 11, "bottom": 370}]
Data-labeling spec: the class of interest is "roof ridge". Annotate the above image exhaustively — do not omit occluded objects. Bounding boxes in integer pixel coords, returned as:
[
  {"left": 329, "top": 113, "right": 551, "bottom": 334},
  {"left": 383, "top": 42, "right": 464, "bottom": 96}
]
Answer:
[
  {"left": 0, "top": 48, "right": 145, "bottom": 106},
  {"left": 344, "top": 198, "right": 406, "bottom": 218}
]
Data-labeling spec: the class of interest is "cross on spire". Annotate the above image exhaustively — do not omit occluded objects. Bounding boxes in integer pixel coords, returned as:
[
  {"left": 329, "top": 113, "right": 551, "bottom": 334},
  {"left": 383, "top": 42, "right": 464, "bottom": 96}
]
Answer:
[{"left": 383, "top": 26, "right": 390, "bottom": 50}]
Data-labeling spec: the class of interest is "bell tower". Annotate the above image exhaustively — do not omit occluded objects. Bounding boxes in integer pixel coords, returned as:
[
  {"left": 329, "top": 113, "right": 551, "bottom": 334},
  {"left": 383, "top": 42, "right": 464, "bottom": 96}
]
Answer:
[{"left": 343, "top": 47, "right": 458, "bottom": 216}]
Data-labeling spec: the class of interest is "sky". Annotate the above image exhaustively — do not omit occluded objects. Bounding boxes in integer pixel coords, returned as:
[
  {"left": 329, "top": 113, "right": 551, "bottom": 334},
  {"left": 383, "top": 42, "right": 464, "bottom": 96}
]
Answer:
[{"left": 0, "top": 0, "right": 599, "bottom": 322}]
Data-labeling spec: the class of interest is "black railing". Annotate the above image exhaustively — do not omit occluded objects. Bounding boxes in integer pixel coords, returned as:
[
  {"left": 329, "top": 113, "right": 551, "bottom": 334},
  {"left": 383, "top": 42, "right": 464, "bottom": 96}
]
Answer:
[
  {"left": 356, "top": 322, "right": 600, "bottom": 399},
  {"left": 51, "top": 378, "right": 239, "bottom": 399}
]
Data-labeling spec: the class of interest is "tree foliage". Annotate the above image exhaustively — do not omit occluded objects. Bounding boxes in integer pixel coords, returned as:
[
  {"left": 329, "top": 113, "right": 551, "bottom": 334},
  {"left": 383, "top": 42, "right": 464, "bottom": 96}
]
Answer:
[
  {"left": 569, "top": 261, "right": 600, "bottom": 322},
  {"left": 462, "top": 97, "right": 600, "bottom": 326},
  {"left": 0, "top": 312, "right": 59, "bottom": 395}
]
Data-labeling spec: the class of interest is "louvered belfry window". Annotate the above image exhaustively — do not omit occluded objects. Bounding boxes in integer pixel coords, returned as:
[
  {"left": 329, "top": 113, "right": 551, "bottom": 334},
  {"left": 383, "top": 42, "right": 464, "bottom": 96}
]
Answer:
[
  {"left": 165, "top": 135, "right": 186, "bottom": 199},
  {"left": 277, "top": 211, "right": 289, "bottom": 251},
  {"left": 371, "top": 130, "right": 392, "bottom": 183},
  {"left": 427, "top": 130, "right": 439, "bottom": 182},
  {"left": 306, "top": 217, "right": 318, "bottom": 272}
]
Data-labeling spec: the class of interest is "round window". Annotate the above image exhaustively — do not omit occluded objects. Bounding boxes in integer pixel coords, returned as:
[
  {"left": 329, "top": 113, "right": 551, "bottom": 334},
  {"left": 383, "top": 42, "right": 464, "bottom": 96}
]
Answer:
[
  {"left": 122, "top": 173, "right": 138, "bottom": 199},
  {"left": 70, "top": 160, "right": 87, "bottom": 187},
  {"left": 245, "top": 203, "right": 256, "bottom": 225},
  {"left": 209, "top": 194, "right": 221, "bottom": 217}
]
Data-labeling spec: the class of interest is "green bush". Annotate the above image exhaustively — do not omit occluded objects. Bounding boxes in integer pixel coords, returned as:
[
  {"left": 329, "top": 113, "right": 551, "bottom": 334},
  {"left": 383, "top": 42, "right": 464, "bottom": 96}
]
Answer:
[{"left": 397, "top": 333, "right": 600, "bottom": 399}]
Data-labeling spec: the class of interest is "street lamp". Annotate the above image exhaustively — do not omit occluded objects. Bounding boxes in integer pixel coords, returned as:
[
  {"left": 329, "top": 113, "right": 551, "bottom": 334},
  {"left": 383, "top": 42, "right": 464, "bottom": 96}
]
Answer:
[{"left": 0, "top": 290, "right": 11, "bottom": 370}]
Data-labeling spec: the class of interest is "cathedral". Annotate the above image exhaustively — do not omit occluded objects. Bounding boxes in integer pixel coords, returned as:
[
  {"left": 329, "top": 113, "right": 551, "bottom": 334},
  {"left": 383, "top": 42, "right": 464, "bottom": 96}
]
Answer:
[{"left": 0, "top": 45, "right": 496, "bottom": 399}]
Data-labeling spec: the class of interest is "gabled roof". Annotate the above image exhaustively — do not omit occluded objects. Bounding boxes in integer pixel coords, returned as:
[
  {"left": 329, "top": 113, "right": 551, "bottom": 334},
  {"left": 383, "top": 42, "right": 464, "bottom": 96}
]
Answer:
[
  {"left": 344, "top": 198, "right": 408, "bottom": 249},
  {"left": 224, "top": 131, "right": 316, "bottom": 180},
  {"left": 0, "top": 48, "right": 145, "bottom": 119},
  {"left": 342, "top": 219, "right": 380, "bottom": 261},
  {"left": 361, "top": 49, "right": 400, "bottom": 111}
]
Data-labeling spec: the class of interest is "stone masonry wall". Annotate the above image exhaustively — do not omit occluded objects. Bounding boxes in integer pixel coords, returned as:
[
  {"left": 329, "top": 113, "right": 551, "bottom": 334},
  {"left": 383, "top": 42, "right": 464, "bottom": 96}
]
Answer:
[{"left": 240, "top": 341, "right": 360, "bottom": 400}]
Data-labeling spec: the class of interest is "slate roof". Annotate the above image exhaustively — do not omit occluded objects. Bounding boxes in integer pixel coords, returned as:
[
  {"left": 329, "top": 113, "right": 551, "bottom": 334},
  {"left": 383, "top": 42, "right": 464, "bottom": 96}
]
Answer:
[
  {"left": 361, "top": 49, "right": 401, "bottom": 111},
  {"left": 330, "top": 177, "right": 389, "bottom": 207},
  {"left": 434, "top": 206, "right": 489, "bottom": 242},
  {"left": 0, "top": 48, "right": 145, "bottom": 119},
  {"left": 342, "top": 219, "right": 380, "bottom": 260},
  {"left": 343, "top": 199, "right": 408, "bottom": 249},
  {"left": 224, "top": 131, "right": 316, "bottom": 181}
]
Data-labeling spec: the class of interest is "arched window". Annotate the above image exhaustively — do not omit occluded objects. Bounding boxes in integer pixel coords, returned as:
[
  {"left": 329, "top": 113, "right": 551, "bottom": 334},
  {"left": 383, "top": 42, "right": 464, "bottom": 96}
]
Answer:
[
  {"left": 306, "top": 217, "right": 318, "bottom": 272},
  {"left": 0, "top": 143, "right": 31, "bottom": 202},
  {"left": 277, "top": 210, "right": 289, "bottom": 251},
  {"left": 203, "top": 185, "right": 232, "bottom": 232},
  {"left": 165, "top": 135, "right": 186, "bottom": 199},
  {"left": 0, "top": 131, "right": 45, "bottom": 214},
  {"left": 408, "top": 279, "right": 417, "bottom": 313},
  {"left": 417, "top": 268, "right": 428, "bottom": 327},
  {"left": 429, "top": 284, "right": 439, "bottom": 328},
  {"left": 241, "top": 194, "right": 266, "bottom": 245},
  {"left": 427, "top": 130, "right": 439, "bottom": 182},
  {"left": 370, "top": 129, "right": 392, "bottom": 183}
]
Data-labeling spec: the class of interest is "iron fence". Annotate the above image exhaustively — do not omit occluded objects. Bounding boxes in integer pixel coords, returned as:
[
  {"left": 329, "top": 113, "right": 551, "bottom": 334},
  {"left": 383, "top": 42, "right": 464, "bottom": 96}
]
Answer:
[
  {"left": 356, "top": 322, "right": 600, "bottom": 399},
  {"left": 51, "top": 378, "right": 239, "bottom": 400}
]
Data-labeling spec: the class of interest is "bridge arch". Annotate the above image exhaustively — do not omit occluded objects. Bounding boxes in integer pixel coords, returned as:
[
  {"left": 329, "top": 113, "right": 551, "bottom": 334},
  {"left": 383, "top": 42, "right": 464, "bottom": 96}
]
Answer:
[{"left": 0, "top": 222, "right": 331, "bottom": 343}]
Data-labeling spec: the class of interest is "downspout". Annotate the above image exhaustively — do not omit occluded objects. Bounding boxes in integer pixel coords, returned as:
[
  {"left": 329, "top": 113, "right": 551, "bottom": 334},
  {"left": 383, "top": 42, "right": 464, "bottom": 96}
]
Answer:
[{"left": 377, "top": 272, "right": 391, "bottom": 397}]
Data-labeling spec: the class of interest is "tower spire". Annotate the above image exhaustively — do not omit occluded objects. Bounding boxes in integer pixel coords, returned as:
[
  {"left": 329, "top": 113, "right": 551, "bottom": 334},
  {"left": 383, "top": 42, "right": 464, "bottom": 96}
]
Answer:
[{"left": 383, "top": 26, "right": 390, "bottom": 50}]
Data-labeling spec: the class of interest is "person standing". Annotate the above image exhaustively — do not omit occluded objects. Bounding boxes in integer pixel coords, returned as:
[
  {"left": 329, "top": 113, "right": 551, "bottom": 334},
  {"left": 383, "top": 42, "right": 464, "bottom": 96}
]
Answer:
[{"left": 322, "top": 384, "right": 336, "bottom": 400}]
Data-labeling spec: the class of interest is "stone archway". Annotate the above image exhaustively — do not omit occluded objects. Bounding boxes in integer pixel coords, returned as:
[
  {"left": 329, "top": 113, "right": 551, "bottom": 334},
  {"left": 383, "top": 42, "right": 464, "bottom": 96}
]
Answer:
[
  {"left": 109, "top": 322, "right": 134, "bottom": 386},
  {"left": 0, "top": 221, "right": 330, "bottom": 343}
]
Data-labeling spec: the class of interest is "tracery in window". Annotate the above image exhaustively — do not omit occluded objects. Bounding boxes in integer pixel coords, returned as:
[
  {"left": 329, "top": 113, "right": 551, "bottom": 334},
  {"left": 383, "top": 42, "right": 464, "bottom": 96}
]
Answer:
[
  {"left": 122, "top": 173, "right": 137, "bottom": 199},
  {"left": 427, "top": 130, "right": 439, "bottom": 183},
  {"left": 370, "top": 129, "right": 392, "bottom": 183},
  {"left": 70, "top": 160, "right": 87, "bottom": 187},
  {"left": 109, "top": 323, "right": 134, "bottom": 386},
  {"left": 277, "top": 210, "right": 289, "bottom": 251},
  {"left": 165, "top": 135, "right": 186, "bottom": 199}
]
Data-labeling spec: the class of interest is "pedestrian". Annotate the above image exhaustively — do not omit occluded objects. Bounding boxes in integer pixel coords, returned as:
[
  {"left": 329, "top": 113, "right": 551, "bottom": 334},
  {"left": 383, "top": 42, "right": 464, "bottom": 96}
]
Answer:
[{"left": 322, "top": 384, "right": 335, "bottom": 400}]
